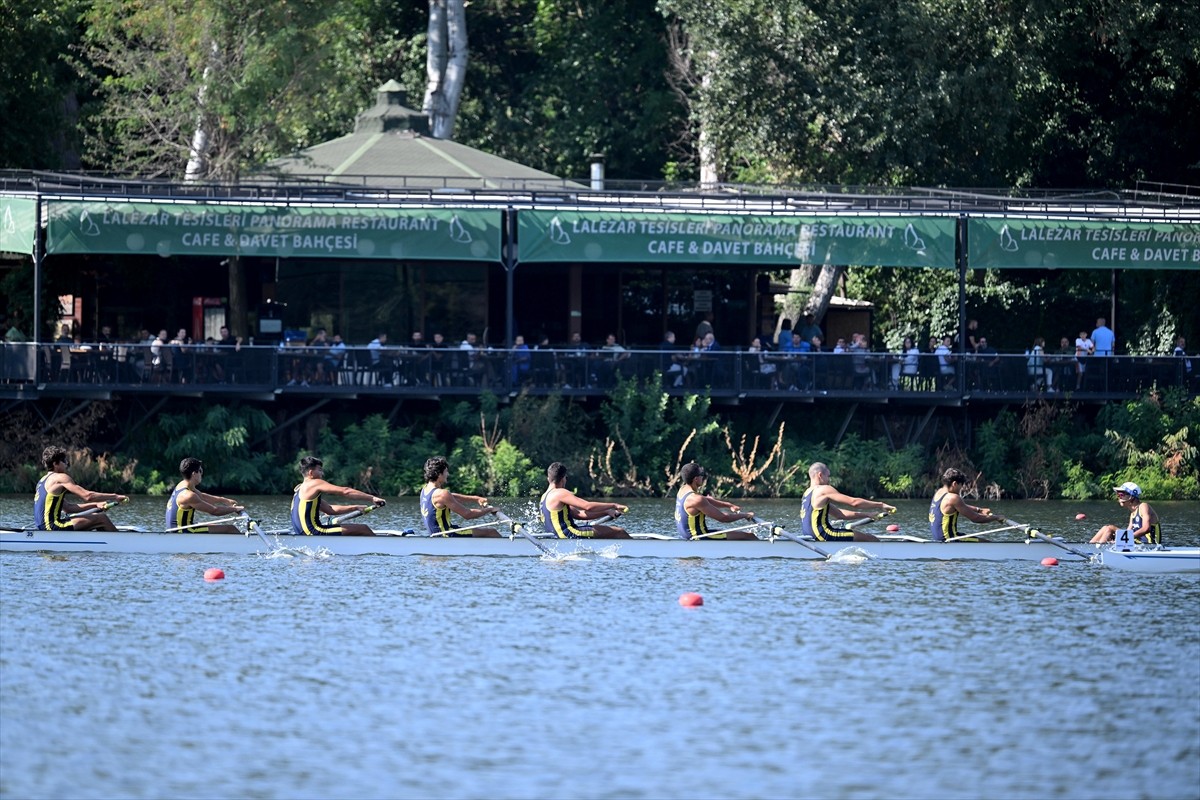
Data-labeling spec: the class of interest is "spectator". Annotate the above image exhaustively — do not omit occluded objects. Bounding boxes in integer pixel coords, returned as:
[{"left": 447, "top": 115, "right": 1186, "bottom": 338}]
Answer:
[
  {"left": 748, "top": 336, "right": 777, "bottom": 389},
  {"left": 660, "top": 330, "right": 685, "bottom": 387},
  {"left": 891, "top": 336, "right": 920, "bottom": 389},
  {"left": 1091, "top": 317, "right": 1115, "bottom": 356},
  {"left": 936, "top": 335, "right": 956, "bottom": 389},
  {"left": 1173, "top": 335, "right": 1192, "bottom": 386},
  {"left": 1026, "top": 336, "right": 1051, "bottom": 391},
  {"left": 798, "top": 313, "right": 823, "bottom": 346},
  {"left": 325, "top": 333, "right": 346, "bottom": 381},
  {"left": 974, "top": 336, "right": 1000, "bottom": 390},
  {"left": 1053, "top": 336, "right": 1077, "bottom": 389},
  {"left": 368, "top": 332, "right": 391, "bottom": 386},
  {"left": 429, "top": 332, "right": 448, "bottom": 387},
  {"left": 694, "top": 311, "right": 714, "bottom": 342},
  {"left": 775, "top": 317, "right": 792, "bottom": 350},
  {"left": 406, "top": 330, "right": 431, "bottom": 385},
  {"left": 510, "top": 334, "right": 531, "bottom": 385},
  {"left": 966, "top": 319, "right": 983, "bottom": 353},
  {"left": 1075, "top": 329, "right": 1094, "bottom": 389},
  {"left": 599, "top": 333, "right": 629, "bottom": 386}
]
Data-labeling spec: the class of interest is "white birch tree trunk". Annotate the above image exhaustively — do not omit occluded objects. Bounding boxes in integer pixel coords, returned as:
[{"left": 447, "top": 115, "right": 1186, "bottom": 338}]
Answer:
[
  {"left": 698, "top": 61, "right": 718, "bottom": 187},
  {"left": 184, "top": 40, "right": 219, "bottom": 182},
  {"left": 805, "top": 264, "right": 845, "bottom": 322},
  {"left": 425, "top": 0, "right": 468, "bottom": 140}
]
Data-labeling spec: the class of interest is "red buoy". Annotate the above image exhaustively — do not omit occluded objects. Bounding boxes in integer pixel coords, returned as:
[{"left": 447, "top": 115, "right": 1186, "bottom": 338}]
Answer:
[
  {"left": 1075, "top": 513, "right": 1087, "bottom": 521},
  {"left": 678, "top": 592, "right": 703, "bottom": 607},
  {"left": 204, "top": 568, "right": 225, "bottom": 582},
  {"left": 886, "top": 524, "right": 900, "bottom": 532},
  {"left": 1040, "top": 557, "right": 1058, "bottom": 567}
]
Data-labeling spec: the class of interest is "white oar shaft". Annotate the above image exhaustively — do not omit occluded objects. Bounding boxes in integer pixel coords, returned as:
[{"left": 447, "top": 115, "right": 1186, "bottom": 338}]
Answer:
[
  {"left": 163, "top": 514, "right": 244, "bottom": 533},
  {"left": 1029, "top": 530, "right": 1094, "bottom": 561},
  {"left": 696, "top": 519, "right": 764, "bottom": 538},
  {"left": 756, "top": 518, "right": 829, "bottom": 559},
  {"left": 434, "top": 515, "right": 502, "bottom": 535}
]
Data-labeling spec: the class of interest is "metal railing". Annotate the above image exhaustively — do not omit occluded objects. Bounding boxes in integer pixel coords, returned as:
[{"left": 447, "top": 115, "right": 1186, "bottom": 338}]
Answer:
[{"left": 3, "top": 342, "right": 1194, "bottom": 402}]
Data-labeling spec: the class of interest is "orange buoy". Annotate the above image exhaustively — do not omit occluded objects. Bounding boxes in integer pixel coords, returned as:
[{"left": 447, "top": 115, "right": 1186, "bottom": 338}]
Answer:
[
  {"left": 204, "top": 568, "right": 225, "bottom": 582},
  {"left": 678, "top": 592, "right": 703, "bottom": 607},
  {"left": 1040, "top": 557, "right": 1058, "bottom": 567},
  {"left": 886, "top": 524, "right": 900, "bottom": 532},
  {"left": 1075, "top": 513, "right": 1087, "bottom": 521}
]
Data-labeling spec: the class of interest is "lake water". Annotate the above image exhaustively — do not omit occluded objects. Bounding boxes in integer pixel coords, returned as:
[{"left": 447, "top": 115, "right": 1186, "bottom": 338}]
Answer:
[{"left": 2, "top": 496, "right": 1198, "bottom": 799}]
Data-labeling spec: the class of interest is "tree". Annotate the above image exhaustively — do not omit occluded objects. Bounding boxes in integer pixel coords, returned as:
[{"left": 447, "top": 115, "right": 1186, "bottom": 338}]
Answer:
[
  {"left": 0, "top": 0, "right": 85, "bottom": 169},
  {"left": 423, "top": 0, "right": 469, "bottom": 139}
]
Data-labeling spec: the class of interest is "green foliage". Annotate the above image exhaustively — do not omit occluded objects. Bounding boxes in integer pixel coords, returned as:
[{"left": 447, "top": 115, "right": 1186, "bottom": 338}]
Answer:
[
  {"left": 450, "top": 437, "right": 542, "bottom": 497},
  {"left": 595, "top": 375, "right": 723, "bottom": 493},
  {"left": 128, "top": 404, "right": 280, "bottom": 493},
  {"left": 312, "top": 413, "right": 441, "bottom": 496}
]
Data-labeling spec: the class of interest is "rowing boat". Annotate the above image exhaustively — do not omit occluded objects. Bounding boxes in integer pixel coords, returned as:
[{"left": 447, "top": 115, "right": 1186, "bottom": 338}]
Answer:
[
  {"left": 1094, "top": 546, "right": 1200, "bottom": 574},
  {"left": 0, "top": 526, "right": 1104, "bottom": 562}
]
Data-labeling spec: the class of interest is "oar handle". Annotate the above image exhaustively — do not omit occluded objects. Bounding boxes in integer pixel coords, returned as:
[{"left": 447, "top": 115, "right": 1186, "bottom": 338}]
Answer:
[
  {"left": 331, "top": 502, "right": 383, "bottom": 525},
  {"left": 68, "top": 497, "right": 128, "bottom": 519}
]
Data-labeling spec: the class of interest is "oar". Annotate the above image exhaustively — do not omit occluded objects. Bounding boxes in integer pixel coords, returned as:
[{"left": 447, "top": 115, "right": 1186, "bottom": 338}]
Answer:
[
  {"left": 1027, "top": 529, "right": 1096, "bottom": 562},
  {"left": 693, "top": 518, "right": 768, "bottom": 539},
  {"left": 329, "top": 503, "right": 381, "bottom": 525},
  {"left": 247, "top": 518, "right": 280, "bottom": 549},
  {"left": 756, "top": 518, "right": 830, "bottom": 559},
  {"left": 590, "top": 505, "right": 629, "bottom": 527},
  {"left": 428, "top": 517, "right": 502, "bottom": 537},
  {"left": 496, "top": 511, "right": 556, "bottom": 557},
  {"left": 846, "top": 509, "right": 894, "bottom": 531},
  {"left": 68, "top": 498, "right": 127, "bottom": 519},
  {"left": 163, "top": 513, "right": 246, "bottom": 533}
]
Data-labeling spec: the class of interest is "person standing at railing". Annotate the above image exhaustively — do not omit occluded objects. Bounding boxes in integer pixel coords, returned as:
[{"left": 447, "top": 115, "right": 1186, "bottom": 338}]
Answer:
[
  {"left": 1074, "top": 328, "right": 1095, "bottom": 389},
  {"left": 1026, "top": 336, "right": 1051, "bottom": 391},
  {"left": 34, "top": 445, "right": 128, "bottom": 532},
  {"left": 166, "top": 458, "right": 245, "bottom": 533},
  {"left": 1172, "top": 335, "right": 1193, "bottom": 388},
  {"left": 1091, "top": 317, "right": 1115, "bottom": 356},
  {"left": 890, "top": 336, "right": 920, "bottom": 389}
]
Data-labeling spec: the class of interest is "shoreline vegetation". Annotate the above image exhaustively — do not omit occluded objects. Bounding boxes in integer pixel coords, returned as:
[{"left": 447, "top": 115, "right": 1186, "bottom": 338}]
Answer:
[{"left": 1, "top": 378, "right": 1197, "bottom": 501}]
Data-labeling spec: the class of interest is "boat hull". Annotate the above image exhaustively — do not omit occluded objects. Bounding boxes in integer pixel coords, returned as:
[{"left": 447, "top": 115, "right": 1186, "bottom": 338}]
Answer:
[
  {"left": 0, "top": 528, "right": 1100, "bottom": 562},
  {"left": 1096, "top": 547, "right": 1200, "bottom": 573}
]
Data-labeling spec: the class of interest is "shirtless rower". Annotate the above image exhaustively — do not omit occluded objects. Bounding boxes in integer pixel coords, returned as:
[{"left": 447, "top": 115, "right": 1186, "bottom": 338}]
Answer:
[
  {"left": 165, "top": 457, "right": 245, "bottom": 533},
  {"left": 674, "top": 462, "right": 758, "bottom": 540},
  {"left": 34, "top": 445, "right": 128, "bottom": 532},
  {"left": 420, "top": 456, "right": 501, "bottom": 537},
  {"left": 801, "top": 462, "right": 896, "bottom": 543},
  {"left": 539, "top": 462, "right": 629, "bottom": 539},
  {"left": 290, "top": 455, "right": 386, "bottom": 536}
]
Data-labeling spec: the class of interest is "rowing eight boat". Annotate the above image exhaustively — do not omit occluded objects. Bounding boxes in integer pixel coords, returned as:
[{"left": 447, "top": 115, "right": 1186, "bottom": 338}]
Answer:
[{"left": 0, "top": 526, "right": 1106, "bottom": 562}]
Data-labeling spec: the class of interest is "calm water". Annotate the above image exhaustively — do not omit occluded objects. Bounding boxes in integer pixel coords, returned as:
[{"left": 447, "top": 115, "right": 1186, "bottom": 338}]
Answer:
[{"left": 2, "top": 496, "right": 1198, "bottom": 800}]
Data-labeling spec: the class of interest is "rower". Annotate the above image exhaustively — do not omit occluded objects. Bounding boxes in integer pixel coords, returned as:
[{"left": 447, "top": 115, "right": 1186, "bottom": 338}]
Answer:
[
  {"left": 1090, "top": 482, "right": 1161, "bottom": 547},
  {"left": 802, "top": 462, "right": 896, "bottom": 542},
  {"left": 929, "top": 468, "right": 1002, "bottom": 542},
  {"left": 539, "top": 462, "right": 629, "bottom": 539},
  {"left": 166, "top": 457, "right": 245, "bottom": 533},
  {"left": 290, "top": 455, "right": 386, "bottom": 536},
  {"left": 34, "top": 445, "right": 128, "bottom": 532},
  {"left": 420, "top": 456, "right": 501, "bottom": 537},
  {"left": 674, "top": 462, "right": 758, "bottom": 540}
]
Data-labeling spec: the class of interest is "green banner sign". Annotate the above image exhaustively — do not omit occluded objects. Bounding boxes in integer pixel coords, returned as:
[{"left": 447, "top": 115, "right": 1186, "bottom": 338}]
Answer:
[
  {"left": 45, "top": 201, "right": 503, "bottom": 261},
  {"left": 518, "top": 210, "right": 956, "bottom": 267},
  {"left": 969, "top": 218, "right": 1200, "bottom": 269},
  {"left": 0, "top": 195, "right": 38, "bottom": 255}
]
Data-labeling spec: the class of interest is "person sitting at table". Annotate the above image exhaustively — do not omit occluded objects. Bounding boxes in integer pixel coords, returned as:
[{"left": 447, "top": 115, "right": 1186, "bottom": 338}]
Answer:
[
  {"left": 34, "top": 445, "right": 128, "bottom": 532},
  {"left": 599, "top": 333, "right": 629, "bottom": 387},
  {"left": 974, "top": 337, "right": 1000, "bottom": 390},
  {"left": 890, "top": 335, "right": 920, "bottom": 389},
  {"left": 324, "top": 332, "right": 347, "bottom": 381},
  {"left": 540, "top": 462, "right": 629, "bottom": 539},
  {"left": 1053, "top": 336, "right": 1077, "bottom": 390},
  {"left": 368, "top": 331, "right": 392, "bottom": 386},
  {"left": 306, "top": 327, "right": 330, "bottom": 385},
  {"left": 510, "top": 334, "right": 532, "bottom": 385},
  {"left": 405, "top": 330, "right": 432, "bottom": 385},
  {"left": 166, "top": 457, "right": 245, "bottom": 533},
  {"left": 935, "top": 335, "right": 956, "bottom": 389},
  {"left": 429, "top": 332, "right": 449, "bottom": 386},
  {"left": 562, "top": 332, "right": 593, "bottom": 388},
  {"left": 420, "top": 456, "right": 501, "bottom": 537},
  {"left": 290, "top": 455, "right": 386, "bottom": 536},
  {"left": 660, "top": 330, "right": 685, "bottom": 387}
]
